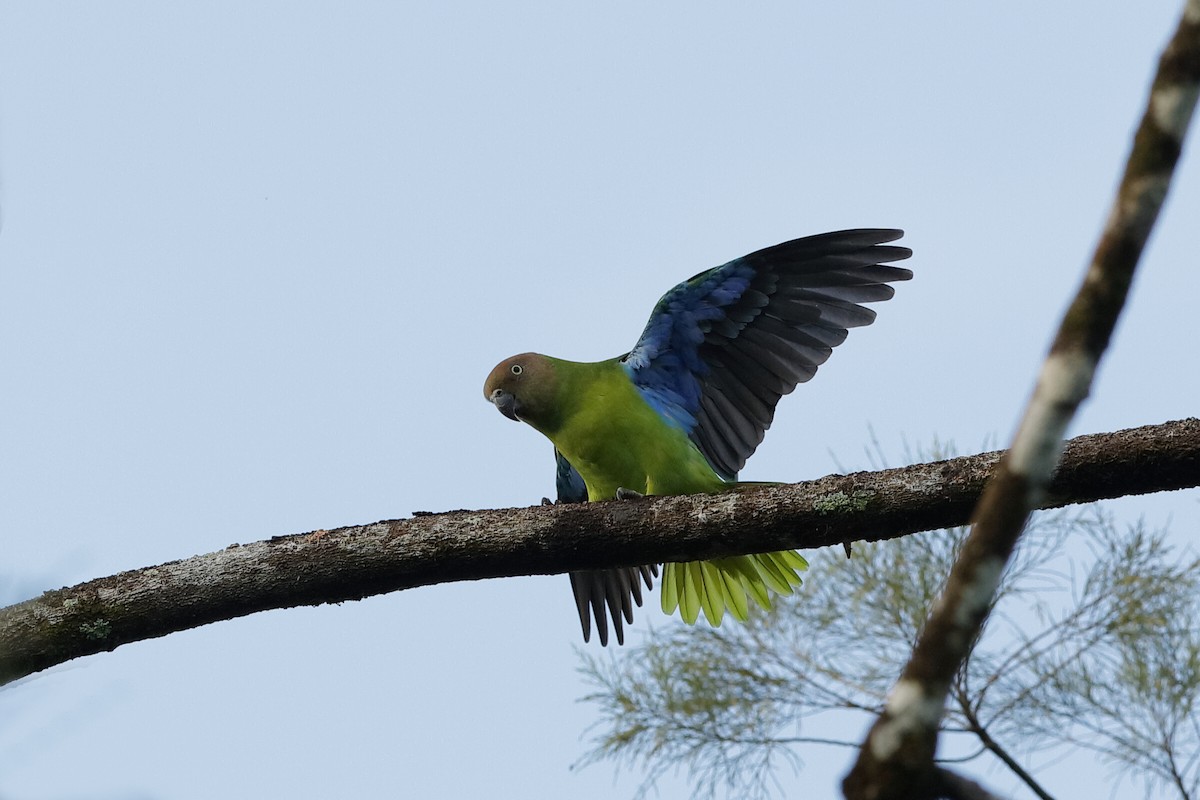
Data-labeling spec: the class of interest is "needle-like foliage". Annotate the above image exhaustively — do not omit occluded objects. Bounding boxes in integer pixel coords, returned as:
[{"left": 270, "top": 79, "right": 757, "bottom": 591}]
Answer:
[{"left": 578, "top": 506, "right": 1200, "bottom": 800}]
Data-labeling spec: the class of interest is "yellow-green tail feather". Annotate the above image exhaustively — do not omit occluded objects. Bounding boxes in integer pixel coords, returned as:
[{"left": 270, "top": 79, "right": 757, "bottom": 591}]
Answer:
[{"left": 660, "top": 550, "right": 809, "bottom": 626}]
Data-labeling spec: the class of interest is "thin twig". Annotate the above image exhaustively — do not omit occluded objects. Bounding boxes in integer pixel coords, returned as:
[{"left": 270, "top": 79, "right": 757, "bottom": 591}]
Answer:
[{"left": 957, "top": 690, "right": 1057, "bottom": 800}]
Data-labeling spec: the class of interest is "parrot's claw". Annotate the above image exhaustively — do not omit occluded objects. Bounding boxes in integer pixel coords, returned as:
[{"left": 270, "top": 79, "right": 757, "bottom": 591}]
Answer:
[
  {"left": 843, "top": 541, "right": 853, "bottom": 558},
  {"left": 541, "top": 497, "right": 554, "bottom": 506},
  {"left": 615, "top": 487, "right": 645, "bottom": 500}
]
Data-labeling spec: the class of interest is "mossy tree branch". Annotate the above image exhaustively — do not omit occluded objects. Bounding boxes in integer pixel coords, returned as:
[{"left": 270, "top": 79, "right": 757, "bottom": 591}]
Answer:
[{"left": 1, "top": 418, "right": 1198, "bottom": 687}]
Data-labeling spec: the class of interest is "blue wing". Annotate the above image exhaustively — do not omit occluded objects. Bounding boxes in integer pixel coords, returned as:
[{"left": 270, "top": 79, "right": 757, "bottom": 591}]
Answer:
[
  {"left": 554, "top": 447, "right": 588, "bottom": 503},
  {"left": 554, "top": 448, "right": 657, "bottom": 646},
  {"left": 623, "top": 229, "right": 912, "bottom": 480}
]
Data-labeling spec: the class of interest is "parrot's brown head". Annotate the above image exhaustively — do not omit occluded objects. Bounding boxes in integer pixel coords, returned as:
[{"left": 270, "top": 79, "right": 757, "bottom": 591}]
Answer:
[{"left": 484, "top": 353, "right": 559, "bottom": 429}]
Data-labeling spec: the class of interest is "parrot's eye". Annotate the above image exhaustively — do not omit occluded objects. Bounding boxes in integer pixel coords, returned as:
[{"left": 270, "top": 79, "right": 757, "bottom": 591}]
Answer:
[{"left": 511, "top": 364, "right": 523, "bottom": 375}]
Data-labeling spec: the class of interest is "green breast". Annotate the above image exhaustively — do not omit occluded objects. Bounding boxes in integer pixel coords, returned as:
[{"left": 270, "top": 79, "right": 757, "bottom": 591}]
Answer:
[{"left": 543, "top": 358, "right": 727, "bottom": 501}]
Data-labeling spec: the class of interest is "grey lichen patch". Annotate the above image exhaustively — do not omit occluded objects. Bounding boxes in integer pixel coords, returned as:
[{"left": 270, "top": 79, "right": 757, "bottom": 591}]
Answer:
[
  {"left": 812, "top": 490, "right": 874, "bottom": 516},
  {"left": 954, "top": 556, "right": 1005, "bottom": 628},
  {"left": 872, "top": 679, "right": 944, "bottom": 760},
  {"left": 79, "top": 618, "right": 112, "bottom": 640}
]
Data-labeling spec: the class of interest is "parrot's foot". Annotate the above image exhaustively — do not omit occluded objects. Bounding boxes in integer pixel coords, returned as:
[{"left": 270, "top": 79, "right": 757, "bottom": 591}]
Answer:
[
  {"left": 541, "top": 497, "right": 554, "bottom": 506},
  {"left": 615, "top": 487, "right": 645, "bottom": 500}
]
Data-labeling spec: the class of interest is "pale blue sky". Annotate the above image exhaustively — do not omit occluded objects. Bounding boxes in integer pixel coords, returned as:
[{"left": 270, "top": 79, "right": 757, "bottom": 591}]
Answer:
[{"left": 1, "top": 2, "right": 1197, "bottom": 798}]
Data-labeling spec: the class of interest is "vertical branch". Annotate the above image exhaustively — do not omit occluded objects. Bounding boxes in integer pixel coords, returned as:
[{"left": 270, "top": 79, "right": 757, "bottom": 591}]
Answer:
[{"left": 843, "top": 3, "right": 1200, "bottom": 798}]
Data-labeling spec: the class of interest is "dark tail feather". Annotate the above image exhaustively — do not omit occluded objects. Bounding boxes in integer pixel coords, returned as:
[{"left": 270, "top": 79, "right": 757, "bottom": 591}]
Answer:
[{"left": 569, "top": 565, "right": 659, "bottom": 646}]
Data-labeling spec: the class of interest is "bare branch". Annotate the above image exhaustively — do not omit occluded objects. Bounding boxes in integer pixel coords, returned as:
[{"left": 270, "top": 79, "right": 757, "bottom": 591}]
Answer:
[
  {"left": 843, "top": 3, "right": 1200, "bottom": 798},
  {"left": 956, "top": 690, "right": 1056, "bottom": 800},
  {"left": 1, "top": 419, "right": 1197, "bottom": 687}
]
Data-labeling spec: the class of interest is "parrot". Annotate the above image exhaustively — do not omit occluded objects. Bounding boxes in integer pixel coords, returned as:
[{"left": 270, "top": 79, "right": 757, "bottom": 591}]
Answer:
[{"left": 484, "top": 229, "right": 912, "bottom": 645}]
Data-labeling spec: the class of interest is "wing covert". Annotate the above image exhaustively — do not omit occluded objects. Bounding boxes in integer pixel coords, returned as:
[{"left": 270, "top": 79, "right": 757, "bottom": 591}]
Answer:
[{"left": 623, "top": 229, "right": 912, "bottom": 479}]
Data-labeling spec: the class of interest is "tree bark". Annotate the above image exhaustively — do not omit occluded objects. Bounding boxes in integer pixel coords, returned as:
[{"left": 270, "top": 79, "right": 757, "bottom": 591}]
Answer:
[
  {"left": 843, "top": 2, "right": 1200, "bottom": 797},
  {"left": 1, "top": 418, "right": 1197, "bottom": 686}
]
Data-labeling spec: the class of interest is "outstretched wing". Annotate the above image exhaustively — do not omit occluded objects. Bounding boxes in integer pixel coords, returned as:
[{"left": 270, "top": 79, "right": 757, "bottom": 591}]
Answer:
[
  {"left": 622, "top": 229, "right": 912, "bottom": 480},
  {"left": 555, "top": 449, "right": 658, "bottom": 646}
]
